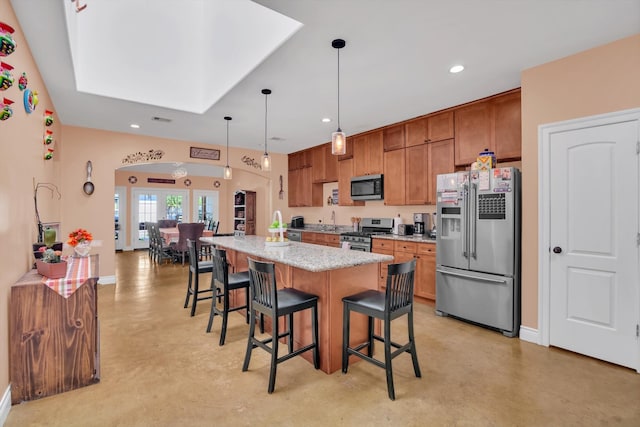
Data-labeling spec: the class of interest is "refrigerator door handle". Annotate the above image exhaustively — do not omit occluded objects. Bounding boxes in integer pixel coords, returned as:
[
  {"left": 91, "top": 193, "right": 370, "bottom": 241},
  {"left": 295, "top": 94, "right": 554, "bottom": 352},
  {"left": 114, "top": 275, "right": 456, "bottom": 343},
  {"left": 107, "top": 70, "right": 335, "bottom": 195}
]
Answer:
[
  {"left": 436, "top": 267, "right": 508, "bottom": 284},
  {"left": 470, "top": 182, "right": 477, "bottom": 259},
  {"left": 462, "top": 183, "right": 469, "bottom": 259}
]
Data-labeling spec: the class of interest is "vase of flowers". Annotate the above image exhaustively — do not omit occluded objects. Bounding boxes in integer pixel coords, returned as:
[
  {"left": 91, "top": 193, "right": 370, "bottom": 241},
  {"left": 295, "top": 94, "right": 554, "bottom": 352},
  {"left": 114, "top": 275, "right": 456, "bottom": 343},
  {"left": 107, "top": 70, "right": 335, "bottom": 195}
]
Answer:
[
  {"left": 36, "top": 247, "right": 67, "bottom": 278},
  {"left": 68, "top": 228, "right": 93, "bottom": 257}
]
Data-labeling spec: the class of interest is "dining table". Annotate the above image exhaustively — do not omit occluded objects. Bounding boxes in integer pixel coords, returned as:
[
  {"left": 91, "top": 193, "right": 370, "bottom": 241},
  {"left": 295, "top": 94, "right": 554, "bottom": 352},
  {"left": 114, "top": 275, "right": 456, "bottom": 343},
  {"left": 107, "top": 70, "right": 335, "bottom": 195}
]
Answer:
[{"left": 159, "top": 227, "right": 214, "bottom": 245}]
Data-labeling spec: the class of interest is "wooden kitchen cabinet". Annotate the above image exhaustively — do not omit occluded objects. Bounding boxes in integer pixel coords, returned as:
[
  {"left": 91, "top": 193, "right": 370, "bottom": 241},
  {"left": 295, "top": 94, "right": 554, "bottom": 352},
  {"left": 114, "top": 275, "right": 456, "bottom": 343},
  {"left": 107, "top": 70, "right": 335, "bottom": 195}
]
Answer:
[
  {"left": 338, "top": 158, "right": 364, "bottom": 206},
  {"left": 392, "top": 240, "right": 436, "bottom": 301},
  {"left": 337, "top": 136, "right": 354, "bottom": 161},
  {"left": 454, "top": 100, "right": 492, "bottom": 166},
  {"left": 302, "top": 232, "right": 340, "bottom": 247},
  {"left": 289, "top": 167, "right": 322, "bottom": 207},
  {"left": 426, "top": 111, "right": 454, "bottom": 143},
  {"left": 312, "top": 143, "right": 339, "bottom": 183},
  {"left": 427, "top": 138, "right": 455, "bottom": 203},
  {"left": 372, "top": 239, "right": 395, "bottom": 289},
  {"left": 383, "top": 149, "right": 406, "bottom": 205},
  {"left": 454, "top": 89, "right": 521, "bottom": 166},
  {"left": 404, "top": 118, "right": 426, "bottom": 148},
  {"left": 405, "top": 144, "right": 428, "bottom": 205},
  {"left": 353, "top": 130, "right": 383, "bottom": 176},
  {"left": 493, "top": 90, "right": 522, "bottom": 160},
  {"left": 383, "top": 123, "right": 406, "bottom": 151}
]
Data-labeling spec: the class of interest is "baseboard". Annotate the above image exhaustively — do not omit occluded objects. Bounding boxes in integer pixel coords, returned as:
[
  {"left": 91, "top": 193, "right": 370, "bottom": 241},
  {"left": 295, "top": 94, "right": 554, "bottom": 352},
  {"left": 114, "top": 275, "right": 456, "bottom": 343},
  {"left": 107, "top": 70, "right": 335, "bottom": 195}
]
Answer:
[
  {"left": 0, "top": 385, "right": 11, "bottom": 427},
  {"left": 519, "top": 325, "right": 540, "bottom": 344},
  {"left": 99, "top": 275, "right": 116, "bottom": 285}
]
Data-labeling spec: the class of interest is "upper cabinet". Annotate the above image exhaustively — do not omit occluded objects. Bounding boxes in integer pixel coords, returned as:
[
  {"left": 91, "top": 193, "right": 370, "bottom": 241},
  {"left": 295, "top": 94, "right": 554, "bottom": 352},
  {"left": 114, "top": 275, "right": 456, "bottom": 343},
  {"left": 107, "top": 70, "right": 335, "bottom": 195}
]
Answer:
[
  {"left": 383, "top": 124, "right": 406, "bottom": 151},
  {"left": 338, "top": 158, "right": 364, "bottom": 206},
  {"left": 454, "top": 89, "right": 521, "bottom": 166},
  {"left": 353, "top": 130, "right": 383, "bottom": 176},
  {"left": 426, "top": 111, "right": 454, "bottom": 143},
  {"left": 312, "top": 143, "right": 339, "bottom": 183},
  {"left": 404, "top": 111, "right": 454, "bottom": 148}
]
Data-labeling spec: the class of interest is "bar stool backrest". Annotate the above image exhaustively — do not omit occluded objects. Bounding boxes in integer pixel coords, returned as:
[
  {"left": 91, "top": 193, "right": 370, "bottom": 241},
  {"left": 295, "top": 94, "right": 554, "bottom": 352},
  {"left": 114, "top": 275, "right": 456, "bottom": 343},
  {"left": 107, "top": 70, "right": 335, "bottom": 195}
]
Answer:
[
  {"left": 385, "top": 259, "right": 417, "bottom": 314},
  {"left": 247, "top": 258, "right": 277, "bottom": 313}
]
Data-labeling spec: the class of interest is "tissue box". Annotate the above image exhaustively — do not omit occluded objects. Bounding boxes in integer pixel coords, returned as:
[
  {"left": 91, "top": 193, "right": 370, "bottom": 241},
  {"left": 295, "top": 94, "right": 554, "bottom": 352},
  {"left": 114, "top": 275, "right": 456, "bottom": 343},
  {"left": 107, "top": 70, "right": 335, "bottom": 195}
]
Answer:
[{"left": 476, "top": 149, "right": 496, "bottom": 170}]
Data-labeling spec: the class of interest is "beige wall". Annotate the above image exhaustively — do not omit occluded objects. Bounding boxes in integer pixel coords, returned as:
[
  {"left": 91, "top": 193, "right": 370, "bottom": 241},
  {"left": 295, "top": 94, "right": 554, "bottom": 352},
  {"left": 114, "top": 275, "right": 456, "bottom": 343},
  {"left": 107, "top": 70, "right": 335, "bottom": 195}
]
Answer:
[
  {"left": 0, "top": 0, "right": 64, "bottom": 395},
  {"left": 520, "top": 33, "right": 640, "bottom": 329},
  {"left": 61, "top": 125, "right": 288, "bottom": 277}
]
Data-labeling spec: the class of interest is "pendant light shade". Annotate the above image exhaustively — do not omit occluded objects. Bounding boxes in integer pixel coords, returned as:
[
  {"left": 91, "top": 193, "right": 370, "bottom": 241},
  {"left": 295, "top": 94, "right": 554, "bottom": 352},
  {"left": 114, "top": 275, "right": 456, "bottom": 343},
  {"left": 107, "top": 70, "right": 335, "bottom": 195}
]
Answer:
[
  {"left": 261, "top": 88, "right": 272, "bottom": 171},
  {"left": 331, "top": 38, "right": 346, "bottom": 156},
  {"left": 223, "top": 116, "right": 232, "bottom": 180}
]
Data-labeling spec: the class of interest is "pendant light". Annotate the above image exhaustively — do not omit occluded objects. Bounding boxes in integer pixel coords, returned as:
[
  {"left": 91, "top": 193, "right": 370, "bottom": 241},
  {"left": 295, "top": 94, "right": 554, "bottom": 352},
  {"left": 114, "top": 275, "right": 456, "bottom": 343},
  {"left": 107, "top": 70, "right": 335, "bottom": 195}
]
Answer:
[
  {"left": 261, "top": 88, "right": 272, "bottom": 171},
  {"left": 223, "top": 116, "right": 232, "bottom": 180},
  {"left": 331, "top": 38, "right": 346, "bottom": 155}
]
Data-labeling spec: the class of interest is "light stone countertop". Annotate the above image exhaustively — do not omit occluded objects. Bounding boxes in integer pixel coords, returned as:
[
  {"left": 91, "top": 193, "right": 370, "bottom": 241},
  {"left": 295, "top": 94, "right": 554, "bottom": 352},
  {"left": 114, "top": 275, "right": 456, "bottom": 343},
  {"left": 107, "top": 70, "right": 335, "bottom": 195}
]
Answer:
[
  {"left": 200, "top": 235, "right": 393, "bottom": 273},
  {"left": 372, "top": 234, "right": 437, "bottom": 244}
]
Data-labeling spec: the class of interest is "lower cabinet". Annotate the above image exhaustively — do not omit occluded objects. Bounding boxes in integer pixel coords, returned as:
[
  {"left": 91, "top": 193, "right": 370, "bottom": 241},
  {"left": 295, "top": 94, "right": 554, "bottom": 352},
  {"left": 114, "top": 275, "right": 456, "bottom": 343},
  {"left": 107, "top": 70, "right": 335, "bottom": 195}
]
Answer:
[
  {"left": 302, "top": 232, "right": 340, "bottom": 247},
  {"left": 375, "top": 239, "right": 436, "bottom": 301}
]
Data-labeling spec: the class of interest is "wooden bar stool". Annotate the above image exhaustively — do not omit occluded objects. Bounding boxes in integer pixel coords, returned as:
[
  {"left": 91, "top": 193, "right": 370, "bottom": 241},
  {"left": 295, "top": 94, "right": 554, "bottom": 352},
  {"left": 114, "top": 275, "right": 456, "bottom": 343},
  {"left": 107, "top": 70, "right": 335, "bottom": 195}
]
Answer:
[
  {"left": 342, "top": 259, "right": 421, "bottom": 400},
  {"left": 243, "top": 258, "right": 319, "bottom": 394},
  {"left": 183, "top": 239, "right": 214, "bottom": 317},
  {"left": 206, "top": 248, "right": 250, "bottom": 346}
]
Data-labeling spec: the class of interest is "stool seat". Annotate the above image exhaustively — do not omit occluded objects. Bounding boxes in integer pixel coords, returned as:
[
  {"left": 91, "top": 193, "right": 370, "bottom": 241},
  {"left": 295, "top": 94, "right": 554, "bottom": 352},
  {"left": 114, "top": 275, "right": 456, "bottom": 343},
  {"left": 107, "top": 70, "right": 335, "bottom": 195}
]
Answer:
[
  {"left": 243, "top": 258, "right": 319, "bottom": 394},
  {"left": 342, "top": 259, "right": 421, "bottom": 400}
]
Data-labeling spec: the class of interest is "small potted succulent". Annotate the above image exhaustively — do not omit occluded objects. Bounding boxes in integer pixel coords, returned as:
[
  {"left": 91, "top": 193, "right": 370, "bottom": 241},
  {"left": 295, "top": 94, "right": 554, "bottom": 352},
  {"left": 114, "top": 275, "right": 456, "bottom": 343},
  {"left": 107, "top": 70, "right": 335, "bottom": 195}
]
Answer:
[{"left": 36, "top": 247, "right": 67, "bottom": 279}]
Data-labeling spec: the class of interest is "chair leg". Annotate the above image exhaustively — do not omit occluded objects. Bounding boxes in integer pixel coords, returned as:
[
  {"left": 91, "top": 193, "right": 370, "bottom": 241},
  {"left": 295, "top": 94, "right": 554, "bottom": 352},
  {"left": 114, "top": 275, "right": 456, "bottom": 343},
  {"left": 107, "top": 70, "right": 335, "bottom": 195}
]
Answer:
[
  {"left": 190, "top": 272, "right": 199, "bottom": 317},
  {"left": 220, "top": 291, "right": 230, "bottom": 346},
  {"left": 312, "top": 305, "right": 319, "bottom": 369},
  {"left": 287, "top": 314, "right": 294, "bottom": 354},
  {"left": 184, "top": 270, "right": 193, "bottom": 308},
  {"left": 408, "top": 310, "right": 422, "bottom": 378},
  {"left": 367, "top": 316, "right": 374, "bottom": 357},
  {"left": 342, "top": 304, "right": 350, "bottom": 374},
  {"left": 384, "top": 317, "right": 395, "bottom": 401},
  {"left": 206, "top": 288, "right": 218, "bottom": 333},
  {"left": 242, "top": 309, "right": 256, "bottom": 372},
  {"left": 268, "top": 316, "right": 279, "bottom": 394}
]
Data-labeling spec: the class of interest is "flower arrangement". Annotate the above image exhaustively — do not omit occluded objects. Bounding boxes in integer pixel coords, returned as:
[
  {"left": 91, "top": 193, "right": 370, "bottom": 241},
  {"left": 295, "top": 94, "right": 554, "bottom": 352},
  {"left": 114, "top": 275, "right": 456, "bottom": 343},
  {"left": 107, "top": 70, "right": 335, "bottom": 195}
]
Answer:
[
  {"left": 68, "top": 228, "right": 93, "bottom": 247},
  {"left": 38, "top": 246, "right": 63, "bottom": 263}
]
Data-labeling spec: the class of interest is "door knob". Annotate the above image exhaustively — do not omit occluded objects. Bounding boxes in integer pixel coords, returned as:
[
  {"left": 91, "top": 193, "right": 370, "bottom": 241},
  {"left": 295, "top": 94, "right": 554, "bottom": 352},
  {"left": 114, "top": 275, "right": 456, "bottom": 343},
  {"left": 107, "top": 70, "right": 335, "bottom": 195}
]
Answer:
[{"left": 552, "top": 246, "right": 562, "bottom": 254}]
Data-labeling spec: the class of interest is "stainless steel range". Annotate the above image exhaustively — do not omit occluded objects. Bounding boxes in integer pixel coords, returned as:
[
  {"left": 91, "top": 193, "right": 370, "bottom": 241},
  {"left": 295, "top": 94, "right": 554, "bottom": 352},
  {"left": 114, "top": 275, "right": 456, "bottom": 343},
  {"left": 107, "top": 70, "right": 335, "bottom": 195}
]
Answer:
[{"left": 339, "top": 218, "right": 394, "bottom": 252}]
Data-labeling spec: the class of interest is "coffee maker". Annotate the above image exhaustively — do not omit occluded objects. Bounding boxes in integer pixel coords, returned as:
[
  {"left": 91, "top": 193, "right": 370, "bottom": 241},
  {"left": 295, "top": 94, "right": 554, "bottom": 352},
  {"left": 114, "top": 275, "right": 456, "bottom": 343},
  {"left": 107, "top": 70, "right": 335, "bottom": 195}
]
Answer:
[{"left": 413, "top": 213, "right": 430, "bottom": 235}]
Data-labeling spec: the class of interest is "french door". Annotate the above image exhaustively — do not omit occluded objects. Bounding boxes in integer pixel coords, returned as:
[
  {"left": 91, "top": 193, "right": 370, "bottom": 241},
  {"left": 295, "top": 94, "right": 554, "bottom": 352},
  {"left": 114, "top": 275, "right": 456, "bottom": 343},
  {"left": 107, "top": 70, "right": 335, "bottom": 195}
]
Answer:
[
  {"left": 192, "top": 190, "right": 219, "bottom": 223},
  {"left": 131, "top": 188, "right": 189, "bottom": 249}
]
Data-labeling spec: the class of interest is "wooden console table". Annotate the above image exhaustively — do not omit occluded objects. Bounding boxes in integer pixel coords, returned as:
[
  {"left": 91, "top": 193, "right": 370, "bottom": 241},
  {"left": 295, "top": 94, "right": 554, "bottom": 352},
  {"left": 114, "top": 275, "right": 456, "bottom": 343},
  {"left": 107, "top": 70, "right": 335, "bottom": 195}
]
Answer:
[{"left": 10, "top": 254, "right": 100, "bottom": 404}]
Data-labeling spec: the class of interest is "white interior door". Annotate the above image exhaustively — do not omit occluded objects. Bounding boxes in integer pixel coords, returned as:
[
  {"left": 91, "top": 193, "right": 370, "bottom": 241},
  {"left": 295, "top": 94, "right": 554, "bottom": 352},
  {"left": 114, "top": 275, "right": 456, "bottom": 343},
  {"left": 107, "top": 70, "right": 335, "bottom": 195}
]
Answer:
[
  {"left": 548, "top": 115, "right": 639, "bottom": 370},
  {"left": 192, "top": 190, "right": 219, "bottom": 223}
]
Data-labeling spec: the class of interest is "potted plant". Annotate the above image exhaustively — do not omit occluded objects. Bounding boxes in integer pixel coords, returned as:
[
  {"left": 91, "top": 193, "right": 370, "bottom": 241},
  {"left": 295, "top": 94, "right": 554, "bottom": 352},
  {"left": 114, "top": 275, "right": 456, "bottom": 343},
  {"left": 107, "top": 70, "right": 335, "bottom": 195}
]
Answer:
[
  {"left": 68, "top": 228, "right": 93, "bottom": 257},
  {"left": 36, "top": 247, "right": 67, "bottom": 279}
]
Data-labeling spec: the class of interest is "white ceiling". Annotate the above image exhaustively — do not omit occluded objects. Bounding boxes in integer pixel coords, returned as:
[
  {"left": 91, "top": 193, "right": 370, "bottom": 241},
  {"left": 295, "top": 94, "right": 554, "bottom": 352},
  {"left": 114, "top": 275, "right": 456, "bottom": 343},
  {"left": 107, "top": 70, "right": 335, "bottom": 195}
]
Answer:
[{"left": 10, "top": 0, "right": 640, "bottom": 155}]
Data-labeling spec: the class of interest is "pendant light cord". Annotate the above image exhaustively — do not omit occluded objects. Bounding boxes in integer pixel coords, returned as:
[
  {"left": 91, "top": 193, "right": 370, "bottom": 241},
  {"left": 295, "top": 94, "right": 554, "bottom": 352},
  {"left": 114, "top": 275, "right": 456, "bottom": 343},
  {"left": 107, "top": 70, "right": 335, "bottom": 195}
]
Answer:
[
  {"left": 337, "top": 47, "right": 341, "bottom": 130},
  {"left": 226, "top": 119, "right": 230, "bottom": 166},
  {"left": 264, "top": 92, "right": 268, "bottom": 155}
]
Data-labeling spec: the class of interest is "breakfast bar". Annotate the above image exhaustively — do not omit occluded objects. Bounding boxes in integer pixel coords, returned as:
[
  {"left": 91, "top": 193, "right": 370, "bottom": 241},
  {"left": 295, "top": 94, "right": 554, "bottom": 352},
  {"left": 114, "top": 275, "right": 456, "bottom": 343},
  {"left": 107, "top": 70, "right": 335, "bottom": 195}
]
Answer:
[{"left": 200, "top": 235, "right": 394, "bottom": 374}]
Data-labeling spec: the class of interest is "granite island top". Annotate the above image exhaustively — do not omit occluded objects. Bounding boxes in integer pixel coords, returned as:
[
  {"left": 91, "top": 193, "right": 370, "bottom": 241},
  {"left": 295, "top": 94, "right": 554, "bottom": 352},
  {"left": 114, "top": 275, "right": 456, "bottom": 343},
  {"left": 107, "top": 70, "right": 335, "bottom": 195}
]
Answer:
[{"left": 200, "top": 235, "right": 393, "bottom": 273}]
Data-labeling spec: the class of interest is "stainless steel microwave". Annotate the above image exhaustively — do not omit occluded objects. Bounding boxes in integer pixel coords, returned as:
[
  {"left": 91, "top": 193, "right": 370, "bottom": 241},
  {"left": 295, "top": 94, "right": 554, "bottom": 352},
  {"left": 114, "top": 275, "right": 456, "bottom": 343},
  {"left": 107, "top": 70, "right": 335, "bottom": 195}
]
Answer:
[{"left": 351, "top": 174, "right": 384, "bottom": 200}]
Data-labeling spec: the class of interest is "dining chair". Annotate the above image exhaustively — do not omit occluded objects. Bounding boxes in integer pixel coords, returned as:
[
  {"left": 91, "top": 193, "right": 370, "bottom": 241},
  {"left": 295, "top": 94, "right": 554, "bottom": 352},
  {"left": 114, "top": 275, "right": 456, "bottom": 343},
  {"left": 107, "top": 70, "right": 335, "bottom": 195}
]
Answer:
[
  {"left": 341, "top": 259, "right": 421, "bottom": 400},
  {"left": 206, "top": 248, "right": 250, "bottom": 345},
  {"left": 171, "top": 222, "right": 205, "bottom": 265},
  {"left": 183, "top": 238, "right": 214, "bottom": 317},
  {"left": 243, "top": 258, "right": 319, "bottom": 394}
]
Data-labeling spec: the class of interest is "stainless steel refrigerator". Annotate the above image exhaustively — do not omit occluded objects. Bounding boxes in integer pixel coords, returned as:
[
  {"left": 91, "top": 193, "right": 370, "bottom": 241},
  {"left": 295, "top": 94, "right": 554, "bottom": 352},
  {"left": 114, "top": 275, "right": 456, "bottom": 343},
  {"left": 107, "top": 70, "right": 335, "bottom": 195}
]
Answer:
[{"left": 435, "top": 167, "right": 521, "bottom": 337}]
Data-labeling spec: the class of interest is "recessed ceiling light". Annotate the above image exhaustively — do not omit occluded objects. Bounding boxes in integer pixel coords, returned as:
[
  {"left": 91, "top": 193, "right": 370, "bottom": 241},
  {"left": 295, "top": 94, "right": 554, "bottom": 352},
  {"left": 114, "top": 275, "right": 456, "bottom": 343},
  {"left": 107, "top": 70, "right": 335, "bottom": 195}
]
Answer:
[
  {"left": 130, "top": 123, "right": 140, "bottom": 129},
  {"left": 449, "top": 64, "right": 464, "bottom": 73},
  {"left": 322, "top": 118, "right": 331, "bottom": 123}
]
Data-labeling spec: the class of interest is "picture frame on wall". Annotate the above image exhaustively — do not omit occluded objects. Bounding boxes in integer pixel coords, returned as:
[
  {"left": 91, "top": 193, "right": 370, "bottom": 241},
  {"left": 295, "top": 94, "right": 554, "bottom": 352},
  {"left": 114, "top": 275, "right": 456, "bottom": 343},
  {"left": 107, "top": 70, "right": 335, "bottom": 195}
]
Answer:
[{"left": 190, "top": 147, "right": 220, "bottom": 161}]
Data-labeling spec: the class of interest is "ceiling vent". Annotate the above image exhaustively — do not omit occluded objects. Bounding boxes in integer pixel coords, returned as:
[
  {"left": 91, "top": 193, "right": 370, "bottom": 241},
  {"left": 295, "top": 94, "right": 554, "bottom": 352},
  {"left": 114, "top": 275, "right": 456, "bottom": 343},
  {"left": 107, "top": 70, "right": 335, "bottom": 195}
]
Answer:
[{"left": 152, "top": 116, "right": 172, "bottom": 123}]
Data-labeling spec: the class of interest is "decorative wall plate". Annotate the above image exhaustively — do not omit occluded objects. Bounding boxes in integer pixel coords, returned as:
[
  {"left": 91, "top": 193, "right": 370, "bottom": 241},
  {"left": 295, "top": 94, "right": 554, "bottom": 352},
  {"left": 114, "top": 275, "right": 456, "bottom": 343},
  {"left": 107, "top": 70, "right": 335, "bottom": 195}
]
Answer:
[
  {"left": 128, "top": 176, "right": 138, "bottom": 184},
  {"left": 23, "top": 88, "right": 38, "bottom": 113},
  {"left": 213, "top": 180, "right": 221, "bottom": 188},
  {"left": 184, "top": 179, "right": 192, "bottom": 187}
]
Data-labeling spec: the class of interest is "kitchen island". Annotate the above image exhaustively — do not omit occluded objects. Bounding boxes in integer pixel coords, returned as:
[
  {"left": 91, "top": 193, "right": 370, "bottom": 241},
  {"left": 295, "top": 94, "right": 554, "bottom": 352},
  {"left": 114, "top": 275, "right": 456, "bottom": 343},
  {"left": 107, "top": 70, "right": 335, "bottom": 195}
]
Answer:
[{"left": 200, "top": 235, "right": 393, "bottom": 374}]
